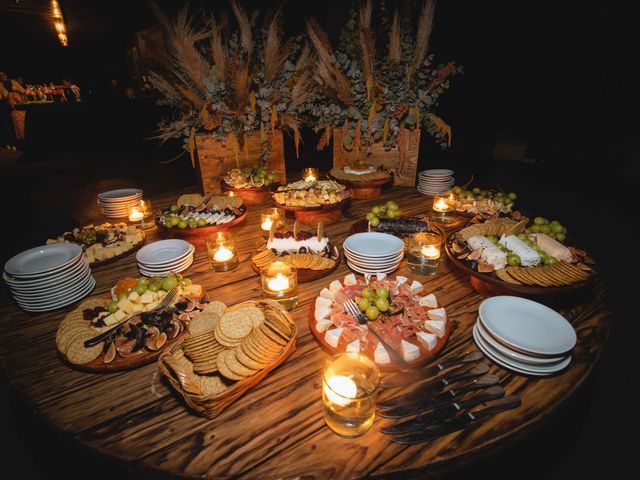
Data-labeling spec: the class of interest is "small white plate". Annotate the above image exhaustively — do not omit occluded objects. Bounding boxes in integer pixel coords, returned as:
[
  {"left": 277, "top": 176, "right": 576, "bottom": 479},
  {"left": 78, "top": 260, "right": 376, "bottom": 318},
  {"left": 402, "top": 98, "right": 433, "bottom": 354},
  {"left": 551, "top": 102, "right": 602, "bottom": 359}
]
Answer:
[
  {"left": 136, "top": 240, "right": 194, "bottom": 266},
  {"left": 479, "top": 296, "right": 577, "bottom": 356},
  {"left": 98, "top": 188, "right": 143, "bottom": 200},
  {"left": 139, "top": 257, "right": 194, "bottom": 276},
  {"left": 418, "top": 169, "right": 454, "bottom": 177},
  {"left": 474, "top": 320, "right": 568, "bottom": 365},
  {"left": 343, "top": 233, "right": 405, "bottom": 258},
  {"left": 343, "top": 248, "right": 404, "bottom": 261},
  {"left": 17, "top": 277, "right": 96, "bottom": 312},
  {"left": 138, "top": 254, "right": 194, "bottom": 272},
  {"left": 344, "top": 254, "right": 404, "bottom": 268},
  {"left": 473, "top": 325, "right": 571, "bottom": 375},
  {"left": 4, "top": 243, "right": 83, "bottom": 277},
  {"left": 347, "top": 261, "right": 401, "bottom": 275},
  {"left": 3, "top": 257, "right": 88, "bottom": 288},
  {"left": 13, "top": 273, "right": 94, "bottom": 303}
]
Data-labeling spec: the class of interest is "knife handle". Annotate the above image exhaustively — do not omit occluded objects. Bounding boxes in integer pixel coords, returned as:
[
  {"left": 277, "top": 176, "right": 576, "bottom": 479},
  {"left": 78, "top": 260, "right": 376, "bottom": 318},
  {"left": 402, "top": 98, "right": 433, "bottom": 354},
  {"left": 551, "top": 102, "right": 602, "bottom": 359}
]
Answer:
[
  {"left": 438, "top": 350, "right": 484, "bottom": 370},
  {"left": 469, "top": 395, "right": 521, "bottom": 421},
  {"left": 450, "top": 374, "right": 499, "bottom": 396},
  {"left": 454, "top": 385, "right": 505, "bottom": 410},
  {"left": 443, "top": 363, "right": 489, "bottom": 385}
]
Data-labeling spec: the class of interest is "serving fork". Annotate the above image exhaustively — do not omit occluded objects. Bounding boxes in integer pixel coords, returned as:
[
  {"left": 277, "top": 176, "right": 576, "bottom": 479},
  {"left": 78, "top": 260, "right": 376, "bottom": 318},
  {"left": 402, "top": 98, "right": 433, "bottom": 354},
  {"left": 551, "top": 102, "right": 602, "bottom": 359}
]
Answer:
[
  {"left": 84, "top": 287, "right": 178, "bottom": 348},
  {"left": 344, "top": 298, "right": 413, "bottom": 371}
]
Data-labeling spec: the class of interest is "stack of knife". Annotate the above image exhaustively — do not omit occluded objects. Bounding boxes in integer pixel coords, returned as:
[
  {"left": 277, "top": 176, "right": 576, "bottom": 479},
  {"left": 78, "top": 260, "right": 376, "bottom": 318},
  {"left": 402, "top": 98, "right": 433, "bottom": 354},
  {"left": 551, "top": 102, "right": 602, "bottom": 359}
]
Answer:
[{"left": 377, "top": 351, "right": 521, "bottom": 444}]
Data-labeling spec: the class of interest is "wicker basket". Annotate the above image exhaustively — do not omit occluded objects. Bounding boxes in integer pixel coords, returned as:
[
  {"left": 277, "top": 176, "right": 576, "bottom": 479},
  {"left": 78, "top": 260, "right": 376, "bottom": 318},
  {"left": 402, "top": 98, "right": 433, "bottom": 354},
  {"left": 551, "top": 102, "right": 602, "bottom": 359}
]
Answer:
[{"left": 158, "top": 300, "right": 297, "bottom": 419}]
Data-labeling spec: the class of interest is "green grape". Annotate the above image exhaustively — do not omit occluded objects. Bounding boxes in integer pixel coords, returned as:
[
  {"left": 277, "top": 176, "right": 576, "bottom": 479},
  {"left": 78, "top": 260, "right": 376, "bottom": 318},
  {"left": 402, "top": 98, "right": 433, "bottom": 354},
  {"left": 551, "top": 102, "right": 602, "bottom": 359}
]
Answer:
[
  {"left": 372, "top": 206, "right": 381, "bottom": 215},
  {"left": 188, "top": 219, "right": 198, "bottom": 229},
  {"left": 107, "top": 301, "right": 119, "bottom": 314},
  {"left": 369, "top": 216, "right": 380, "bottom": 227},
  {"left": 375, "top": 297, "right": 390, "bottom": 312},
  {"left": 197, "top": 218, "right": 207, "bottom": 227},
  {"left": 162, "top": 276, "right": 178, "bottom": 291},
  {"left": 169, "top": 204, "right": 179, "bottom": 213},
  {"left": 486, "top": 235, "right": 497, "bottom": 243},
  {"left": 387, "top": 210, "right": 400, "bottom": 219},
  {"left": 533, "top": 245, "right": 545, "bottom": 253},
  {"left": 135, "top": 284, "right": 147, "bottom": 295},
  {"left": 182, "top": 277, "right": 192, "bottom": 286},
  {"left": 169, "top": 216, "right": 180, "bottom": 227},
  {"left": 386, "top": 200, "right": 399, "bottom": 210},
  {"left": 550, "top": 220, "right": 560, "bottom": 226},
  {"left": 507, "top": 254, "right": 521, "bottom": 266},
  {"left": 539, "top": 224, "right": 551, "bottom": 234},
  {"left": 365, "top": 306, "right": 380, "bottom": 321},
  {"left": 530, "top": 224, "right": 541, "bottom": 233},
  {"left": 147, "top": 283, "right": 160, "bottom": 293},
  {"left": 267, "top": 173, "right": 275, "bottom": 181},
  {"left": 362, "top": 287, "right": 375, "bottom": 299},
  {"left": 556, "top": 233, "right": 566, "bottom": 243},
  {"left": 453, "top": 186, "right": 462, "bottom": 194},
  {"left": 163, "top": 215, "right": 173, "bottom": 227},
  {"left": 366, "top": 212, "right": 375, "bottom": 221},
  {"left": 517, "top": 233, "right": 527, "bottom": 241},
  {"left": 508, "top": 192, "right": 517, "bottom": 200},
  {"left": 136, "top": 277, "right": 149, "bottom": 288},
  {"left": 544, "top": 256, "right": 558, "bottom": 265},
  {"left": 551, "top": 224, "right": 563, "bottom": 234},
  {"left": 178, "top": 220, "right": 188, "bottom": 229},
  {"left": 116, "top": 291, "right": 129, "bottom": 301},
  {"left": 375, "top": 287, "right": 390, "bottom": 299},
  {"left": 533, "top": 217, "right": 546, "bottom": 226},
  {"left": 358, "top": 299, "right": 370, "bottom": 312}
]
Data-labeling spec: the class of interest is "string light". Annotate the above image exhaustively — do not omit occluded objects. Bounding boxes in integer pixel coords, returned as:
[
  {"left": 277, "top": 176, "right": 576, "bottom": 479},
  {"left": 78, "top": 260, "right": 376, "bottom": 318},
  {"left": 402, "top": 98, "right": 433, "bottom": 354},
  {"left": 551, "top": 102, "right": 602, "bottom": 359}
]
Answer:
[{"left": 51, "top": 1, "right": 68, "bottom": 46}]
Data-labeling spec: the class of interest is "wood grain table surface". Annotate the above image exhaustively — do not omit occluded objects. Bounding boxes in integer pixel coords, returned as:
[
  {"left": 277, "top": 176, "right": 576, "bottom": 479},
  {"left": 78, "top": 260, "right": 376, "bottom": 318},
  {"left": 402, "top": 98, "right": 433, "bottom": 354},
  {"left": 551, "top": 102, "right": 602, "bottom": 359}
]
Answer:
[{"left": 0, "top": 185, "right": 611, "bottom": 479}]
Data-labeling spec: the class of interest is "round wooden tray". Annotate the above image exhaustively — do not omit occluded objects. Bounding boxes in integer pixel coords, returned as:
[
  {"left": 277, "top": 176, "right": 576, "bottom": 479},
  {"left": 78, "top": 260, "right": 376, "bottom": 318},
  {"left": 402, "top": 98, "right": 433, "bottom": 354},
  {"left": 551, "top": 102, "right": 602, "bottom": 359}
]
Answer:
[
  {"left": 273, "top": 196, "right": 350, "bottom": 226},
  {"left": 58, "top": 290, "right": 209, "bottom": 373},
  {"left": 307, "top": 287, "right": 450, "bottom": 372},
  {"left": 250, "top": 245, "right": 341, "bottom": 283},
  {"left": 221, "top": 182, "right": 276, "bottom": 205},
  {"left": 328, "top": 174, "right": 392, "bottom": 200},
  {"left": 156, "top": 205, "right": 248, "bottom": 237},
  {"left": 444, "top": 235, "right": 596, "bottom": 297}
]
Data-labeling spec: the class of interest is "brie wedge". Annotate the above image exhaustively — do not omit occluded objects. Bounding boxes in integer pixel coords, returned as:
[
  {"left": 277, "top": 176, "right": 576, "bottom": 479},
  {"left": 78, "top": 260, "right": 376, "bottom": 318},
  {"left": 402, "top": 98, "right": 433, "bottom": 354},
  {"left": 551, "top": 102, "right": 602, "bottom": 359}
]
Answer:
[
  {"left": 416, "top": 331, "right": 438, "bottom": 350},
  {"left": 315, "top": 305, "right": 331, "bottom": 322},
  {"left": 329, "top": 280, "right": 343, "bottom": 293},
  {"left": 419, "top": 293, "right": 438, "bottom": 308},
  {"left": 325, "top": 328, "right": 343, "bottom": 348},
  {"left": 319, "top": 287, "right": 334, "bottom": 300},
  {"left": 425, "top": 319, "right": 446, "bottom": 337},
  {"left": 396, "top": 276, "right": 408, "bottom": 285},
  {"left": 315, "top": 318, "right": 333, "bottom": 333},
  {"left": 316, "top": 296, "right": 333, "bottom": 310},
  {"left": 410, "top": 280, "right": 424, "bottom": 293},
  {"left": 400, "top": 340, "right": 421, "bottom": 362},
  {"left": 346, "top": 339, "right": 360, "bottom": 353},
  {"left": 427, "top": 307, "right": 447, "bottom": 321},
  {"left": 374, "top": 342, "right": 391, "bottom": 364},
  {"left": 343, "top": 273, "right": 357, "bottom": 286},
  {"left": 376, "top": 273, "right": 387, "bottom": 281}
]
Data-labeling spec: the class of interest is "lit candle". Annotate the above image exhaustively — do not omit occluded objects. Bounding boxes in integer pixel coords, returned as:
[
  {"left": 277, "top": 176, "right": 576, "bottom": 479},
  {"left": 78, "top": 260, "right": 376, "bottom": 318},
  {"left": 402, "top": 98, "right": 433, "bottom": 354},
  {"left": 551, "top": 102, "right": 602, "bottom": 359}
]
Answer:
[
  {"left": 206, "top": 231, "right": 239, "bottom": 271},
  {"left": 324, "top": 375, "right": 358, "bottom": 407},
  {"left": 224, "top": 191, "right": 235, "bottom": 197},
  {"left": 433, "top": 197, "right": 451, "bottom": 212},
  {"left": 129, "top": 207, "right": 144, "bottom": 222},
  {"left": 261, "top": 261, "right": 298, "bottom": 310},
  {"left": 421, "top": 244, "right": 441, "bottom": 260},
  {"left": 303, "top": 167, "right": 318, "bottom": 183},
  {"left": 261, "top": 216, "right": 273, "bottom": 232},
  {"left": 213, "top": 245, "right": 233, "bottom": 262},
  {"left": 267, "top": 273, "right": 290, "bottom": 292}
]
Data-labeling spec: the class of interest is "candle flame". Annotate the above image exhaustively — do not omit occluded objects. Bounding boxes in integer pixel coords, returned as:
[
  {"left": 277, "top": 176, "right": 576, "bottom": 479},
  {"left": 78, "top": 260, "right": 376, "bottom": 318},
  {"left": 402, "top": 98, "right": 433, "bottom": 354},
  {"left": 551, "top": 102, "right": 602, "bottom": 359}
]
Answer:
[
  {"left": 267, "top": 273, "right": 290, "bottom": 292},
  {"left": 213, "top": 245, "right": 234, "bottom": 262},
  {"left": 129, "top": 207, "right": 144, "bottom": 221},
  {"left": 325, "top": 375, "right": 358, "bottom": 406}
]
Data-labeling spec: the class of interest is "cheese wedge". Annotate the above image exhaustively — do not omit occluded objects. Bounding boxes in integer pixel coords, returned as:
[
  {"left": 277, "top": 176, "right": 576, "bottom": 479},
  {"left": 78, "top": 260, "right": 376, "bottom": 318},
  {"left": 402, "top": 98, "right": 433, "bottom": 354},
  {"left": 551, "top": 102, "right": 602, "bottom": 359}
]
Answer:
[
  {"left": 325, "top": 328, "right": 343, "bottom": 348},
  {"left": 316, "top": 318, "right": 333, "bottom": 333},
  {"left": 346, "top": 339, "right": 360, "bottom": 353},
  {"left": 419, "top": 293, "right": 438, "bottom": 308},
  {"left": 400, "top": 340, "right": 420, "bottom": 362},
  {"left": 374, "top": 342, "right": 391, "bottom": 364},
  {"left": 140, "top": 291, "right": 155, "bottom": 304},
  {"left": 396, "top": 276, "right": 408, "bottom": 285},
  {"left": 131, "top": 303, "right": 143, "bottom": 314},
  {"left": 113, "top": 309, "right": 126, "bottom": 322},
  {"left": 499, "top": 235, "right": 541, "bottom": 267},
  {"left": 425, "top": 319, "right": 446, "bottom": 337},
  {"left": 315, "top": 305, "right": 331, "bottom": 322},
  {"left": 102, "top": 313, "right": 118, "bottom": 326},
  {"left": 410, "top": 280, "right": 423, "bottom": 293},
  {"left": 316, "top": 296, "right": 333, "bottom": 310},
  {"left": 319, "top": 288, "right": 334, "bottom": 300},
  {"left": 427, "top": 307, "right": 446, "bottom": 321},
  {"left": 117, "top": 297, "right": 134, "bottom": 315},
  {"left": 329, "top": 280, "right": 343, "bottom": 293},
  {"left": 376, "top": 273, "right": 387, "bottom": 281},
  {"left": 343, "top": 273, "right": 357, "bottom": 286},
  {"left": 128, "top": 291, "right": 141, "bottom": 304},
  {"left": 416, "top": 331, "right": 438, "bottom": 350}
]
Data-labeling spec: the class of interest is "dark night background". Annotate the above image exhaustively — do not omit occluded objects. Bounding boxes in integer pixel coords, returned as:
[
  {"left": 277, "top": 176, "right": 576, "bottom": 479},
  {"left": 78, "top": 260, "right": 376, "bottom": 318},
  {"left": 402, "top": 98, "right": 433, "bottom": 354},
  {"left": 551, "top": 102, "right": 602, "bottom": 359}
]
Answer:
[{"left": 0, "top": 0, "right": 637, "bottom": 478}]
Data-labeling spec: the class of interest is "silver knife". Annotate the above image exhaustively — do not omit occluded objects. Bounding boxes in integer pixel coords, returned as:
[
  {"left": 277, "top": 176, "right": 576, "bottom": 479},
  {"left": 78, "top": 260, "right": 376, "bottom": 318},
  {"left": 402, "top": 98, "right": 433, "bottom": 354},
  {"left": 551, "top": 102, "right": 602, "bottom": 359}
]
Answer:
[
  {"left": 378, "top": 374, "right": 500, "bottom": 419},
  {"left": 377, "top": 363, "right": 489, "bottom": 409},
  {"left": 390, "top": 395, "right": 522, "bottom": 444},
  {"left": 380, "top": 351, "right": 485, "bottom": 389},
  {"left": 380, "top": 385, "right": 505, "bottom": 435}
]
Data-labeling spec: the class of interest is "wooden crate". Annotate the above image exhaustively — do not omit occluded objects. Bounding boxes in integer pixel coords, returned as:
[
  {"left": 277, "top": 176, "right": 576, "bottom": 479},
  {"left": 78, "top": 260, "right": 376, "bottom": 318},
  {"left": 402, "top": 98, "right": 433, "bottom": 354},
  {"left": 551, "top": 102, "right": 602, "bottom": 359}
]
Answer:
[
  {"left": 194, "top": 131, "right": 286, "bottom": 196},
  {"left": 332, "top": 128, "right": 420, "bottom": 187}
]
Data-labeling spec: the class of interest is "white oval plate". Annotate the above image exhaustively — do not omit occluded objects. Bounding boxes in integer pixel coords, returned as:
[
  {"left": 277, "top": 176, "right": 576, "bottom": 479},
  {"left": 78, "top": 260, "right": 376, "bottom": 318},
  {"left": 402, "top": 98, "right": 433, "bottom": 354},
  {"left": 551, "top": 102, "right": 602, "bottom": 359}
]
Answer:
[
  {"left": 473, "top": 325, "right": 571, "bottom": 375},
  {"left": 138, "top": 254, "right": 193, "bottom": 272},
  {"left": 347, "top": 261, "right": 401, "bottom": 275},
  {"left": 474, "top": 320, "right": 568, "bottom": 365},
  {"left": 3, "top": 257, "right": 88, "bottom": 288},
  {"left": 9, "top": 266, "right": 91, "bottom": 296},
  {"left": 418, "top": 169, "right": 454, "bottom": 177},
  {"left": 4, "top": 243, "right": 83, "bottom": 277},
  {"left": 17, "top": 277, "right": 96, "bottom": 312},
  {"left": 479, "top": 296, "right": 577, "bottom": 356},
  {"left": 13, "top": 273, "right": 94, "bottom": 303},
  {"left": 98, "top": 188, "right": 143, "bottom": 200},
  {"left": 139, "top": 257, "right": 194, "bottom": 277},
  {"left": 343, "top": 233, "right": 405, "bottom": 258},
  {"left": 136, "top": 240, "right": 194, "bottom": 266}
]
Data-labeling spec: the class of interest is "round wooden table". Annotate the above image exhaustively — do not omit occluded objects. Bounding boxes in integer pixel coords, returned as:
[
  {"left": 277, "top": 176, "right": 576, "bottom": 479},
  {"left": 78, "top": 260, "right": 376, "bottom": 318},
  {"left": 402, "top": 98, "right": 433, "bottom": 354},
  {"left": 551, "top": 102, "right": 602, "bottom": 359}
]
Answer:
[{"left": 0, "top": 186, "right": 611, "bottom": 478}]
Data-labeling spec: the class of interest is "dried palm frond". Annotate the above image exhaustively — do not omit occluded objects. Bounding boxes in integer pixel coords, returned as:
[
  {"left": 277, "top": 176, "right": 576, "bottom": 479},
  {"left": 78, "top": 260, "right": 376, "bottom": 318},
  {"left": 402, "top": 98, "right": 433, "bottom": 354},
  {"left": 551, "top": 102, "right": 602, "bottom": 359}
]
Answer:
[
  {"left": 230, "top": 0, "right": 252, "bottom": 55},
  {"left": 358, "top": 0, "right": 375, "bottom": 100},
  {"left": 388, "top": 10, "right": 401, "bottom": 63},
  {"left": 426, "top": 61, "right": 456, "bottom": 92},
  {"left": 152, "top": 118, "right": 192, "bottom": 143},
  {"left": 264, "top": 9, "right": 292, "bottom": 82},
  {"left": 408, "top": 0, "right": 436, "bottom": 81},
  {"left": 280, "top": 113, "right": 303, "bottom": 157},
  {"left": 235, "top": 64, "right": 249, "bottom": 111},
  {"left": 397, "top": 127, "right": 407, "bottom": 172},
  {"left": 427, "top": 112, "right": 452, "bottom": 147},
  {"left": 209, "top": 14, "right": 227, "bottom": 82},
  {"left": 147, "top": 71, "right": 182, "bottom": 106},
  {"left": 290, "top": 71, "right": 314, "bottom": 109}
]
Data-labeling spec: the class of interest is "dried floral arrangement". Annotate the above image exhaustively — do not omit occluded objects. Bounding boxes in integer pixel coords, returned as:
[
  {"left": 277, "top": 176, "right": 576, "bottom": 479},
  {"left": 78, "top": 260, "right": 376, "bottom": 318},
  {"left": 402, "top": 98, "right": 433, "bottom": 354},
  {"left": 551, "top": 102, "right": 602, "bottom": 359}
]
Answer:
[
  {"left": 306, "top": 0, "right": 462, "bottom": 164},
  {"left": 147, "top": 1, "right": 313, "bottom": 166}
]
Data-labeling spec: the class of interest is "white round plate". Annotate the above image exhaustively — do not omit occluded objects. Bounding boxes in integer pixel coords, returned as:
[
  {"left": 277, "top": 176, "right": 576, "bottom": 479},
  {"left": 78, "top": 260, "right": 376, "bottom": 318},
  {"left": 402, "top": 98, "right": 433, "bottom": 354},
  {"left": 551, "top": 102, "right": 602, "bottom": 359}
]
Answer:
[
  {"left": 98, "top": 188, "right": 143, "bottom": 200},
  {"left": 138, "top": 254, "right": 194, "bottom": 273},
  {"left": 473, "top": 326, "right": 571, "bottom": 375},
  {"left": 474, "top": 321, "right": 568, "bottom": 365},
  {"left": 347, "top": 261, "right": 401, "bottom": 275},
  {"left": 9, "top": 267, "right": 92, "bottom": 297},
  {"left": 139, "top": 257, "right": 194, "bottom": 276},
  {"left": 343, "top": 233, "right": 405, "bottom": 258},
  {"left": 345, "top": 254, "right": 404, "bottom": 268},
  {"left": 136, "top": 240, "right": 194, "bottom": 266},
  {"left": 418, "top": 169, "right": 454, "bottom": 177},
  {"left": 479, "top": 296, "right": 577, "bottom": 356},
  {"left": 17, "top": 277, "right": 96, "bottom": 312},
  {"left": 4, "top": 243, "right": 83, "bottom": 278},
  {"left": 343, "top": 248, "right": 404, "bottom": 262},
  {"left": 13, "top": 273, "right": 94, "bottom": 303},
  {"left": 3, "top": 258, "right": 88, "bottom": 288}
]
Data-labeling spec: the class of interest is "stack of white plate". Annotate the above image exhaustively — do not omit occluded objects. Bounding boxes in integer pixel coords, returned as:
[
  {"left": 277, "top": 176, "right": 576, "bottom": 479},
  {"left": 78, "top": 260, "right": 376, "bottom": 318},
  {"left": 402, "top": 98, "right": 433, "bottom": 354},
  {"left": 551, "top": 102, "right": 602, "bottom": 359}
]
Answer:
[
  {"left": 343, "top": 232, "right": 405, "bottom": 274},
  {"left": 473, "top": 296, "right": 576, "bottom": 376},
  {"left": 3, "top": 243, "right": 95, "bottom": 312},
  {"left": 98, "top": 188, "right": 143, "bottom": 218},
  {"left": 417, "top": 169, "right": 455, "bottom": 195},
  {"left": 136, "top": 239, "right": 195, "bottom": 276}
]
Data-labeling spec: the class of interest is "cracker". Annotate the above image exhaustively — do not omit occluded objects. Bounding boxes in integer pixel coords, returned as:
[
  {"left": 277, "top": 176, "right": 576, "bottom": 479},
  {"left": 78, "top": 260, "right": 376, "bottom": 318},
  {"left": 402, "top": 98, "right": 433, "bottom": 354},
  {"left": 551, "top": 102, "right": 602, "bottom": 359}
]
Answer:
[
  {"left": 226, "top": 351, "right": 258, "bottom": 377},
  {"left": 235, "top": 345, "right": 271, "bottom": 370},
  {"left": 177, "top": 193, "right": 203, "bottom": 207},
  {"left": 260, "top": 323, "right": 289, "bottom": 346},
  {"left": 66, "top": 331, "right": 104, "bottom": 365},
  {"left": 197, "top": 374, "right": 227, "bottom": 396},
  {"left": 218, "top": 309, "right": 256, "bottom": 340},
  {"left": 217, "top": 350, "right": 245, "bottom": 381},
  {"left": 498, "top": 268, "right": 523, "bottom": 285}
]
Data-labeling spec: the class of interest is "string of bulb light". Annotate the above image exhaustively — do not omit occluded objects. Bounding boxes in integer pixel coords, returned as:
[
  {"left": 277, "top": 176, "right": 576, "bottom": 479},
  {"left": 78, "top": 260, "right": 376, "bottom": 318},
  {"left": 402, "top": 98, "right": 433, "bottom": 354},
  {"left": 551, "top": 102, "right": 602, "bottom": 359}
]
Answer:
[{"left": 51, "top": 0, "right": 68, "bottom": 46}]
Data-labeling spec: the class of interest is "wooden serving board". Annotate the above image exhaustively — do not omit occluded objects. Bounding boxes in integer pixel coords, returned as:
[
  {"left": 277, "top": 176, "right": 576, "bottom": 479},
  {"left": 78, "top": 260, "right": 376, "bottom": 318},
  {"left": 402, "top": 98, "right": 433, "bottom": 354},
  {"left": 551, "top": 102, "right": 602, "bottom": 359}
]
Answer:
[
  {"left": 58, "top": 290, "right": 209, "bottom": 373},
  {"left": 328, "top": 174, "right": 392, "bottom": 200},
  {"left": 250, "top": 245, "right": 341, "bottom": 283},
  {"left": 156, "top": 205, "right": 248, "bottom": 237},
  {"left": 444, "top": 236, "right": 596, "bottom": 298},
  {"left": 274, "top": 196, "right": 350, "bottom": 226},
  {"left": 307, "top": 295, "right": 450, "bottom": 372}
]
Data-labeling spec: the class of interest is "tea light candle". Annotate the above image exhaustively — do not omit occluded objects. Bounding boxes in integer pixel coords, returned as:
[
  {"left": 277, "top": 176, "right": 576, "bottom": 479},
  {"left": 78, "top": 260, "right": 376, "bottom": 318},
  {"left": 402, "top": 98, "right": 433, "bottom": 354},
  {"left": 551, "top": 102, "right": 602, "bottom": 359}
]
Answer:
[
  {"left": 128, "top": 207, "right": 144, "bottom": 222},
  {"left": 260, "top": 261, "right": 298, "bottom": 310},
  {"left": 267, "top": 272, "right": 289, "bottom": 292},
  {"left": 138, "top": 200, "right": 155, "bottom": 229},
  {"left": 431, "top": 193, "right": 455, "bottom": 224},
  {"left": 260, "top": 208, "right": 283, "bottom": 237},
  {"left": 206, "top": 231, "right": 239, "bottom": 271},
  {"left": 408, "top": 232, "right": 444, "bottom": 275},
  {"left": 324, "top": 375, "right": 357, "bottom": 407},
  {"left": 213, "top": 245, "right": 234, "bottom": 262},
  {"left": 421, "top": 243, "right": 441, "bottom": 260},
  {"left": 302, "top": 167, "right": 318, "bottom": 182}
]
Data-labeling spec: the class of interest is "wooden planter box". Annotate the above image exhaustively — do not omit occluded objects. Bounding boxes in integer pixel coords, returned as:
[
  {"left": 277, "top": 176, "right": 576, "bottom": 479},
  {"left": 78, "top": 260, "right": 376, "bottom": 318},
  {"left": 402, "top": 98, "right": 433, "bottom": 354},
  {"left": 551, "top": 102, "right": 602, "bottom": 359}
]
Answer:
[
  {"left": 194, "top": 131, "right": 286, "bottom": 196},
  {"left": 332, "top": 128, "right": 420, "bottom": 187}
]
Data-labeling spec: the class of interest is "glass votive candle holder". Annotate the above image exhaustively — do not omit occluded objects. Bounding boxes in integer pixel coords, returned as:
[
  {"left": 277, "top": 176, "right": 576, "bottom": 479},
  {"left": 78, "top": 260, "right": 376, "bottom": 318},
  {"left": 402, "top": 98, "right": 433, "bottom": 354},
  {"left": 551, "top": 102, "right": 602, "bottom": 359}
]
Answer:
[
  {"left": 406, "top": 231, "right": 443, "bottom": 276},
  {"left": 139, "top": 199, "right": 155, "bottom": 229},
  {"left": 431, "top": 193, "right": 455, "bottom": 224},
  {"left": 260, "top": 261, "right": 298, "bottom": 310},
  {"left": 322, "top": 352, "right": 380, "bottom": 438},
  {"left": 302, "top": 167, "right": 318, "bottom": 183},
  {"left": 260, "top": 208, "right": 284, "bottom": 239},
  {"left": 206, "top": 231, "right": 239, "bottom": 272}
]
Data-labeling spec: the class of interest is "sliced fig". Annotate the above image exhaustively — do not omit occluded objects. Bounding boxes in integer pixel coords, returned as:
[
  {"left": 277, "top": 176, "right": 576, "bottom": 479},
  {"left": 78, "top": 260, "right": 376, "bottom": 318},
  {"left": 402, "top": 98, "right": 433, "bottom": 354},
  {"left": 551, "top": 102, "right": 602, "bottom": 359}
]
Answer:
[
  {"left": 169, "top": 318, "right": 183, "bottom": 337},
  {"left": 184, "top": 299, "right": 197, "bottom": 312},
  {"left": 195, "top": 302, "right": 208, "bottom": 310},
  {"left": 103, "top": 342, "right": 117, "bottom": 364},
  {"left": 181, "top": 207, "right": 190, "bottom": 216},
  {"left": 477, "top": 261, "right": 495, "bottom": 273},
  {"left": 177, "top": 312, "right": 191, "bottom": 323},
  {"left": 144, "top": 327, "right": 160, "bottom": 351},
  {"left": 467, "top": 249, "right": 482, "bottom": 261},
  {"left": 451, "top": 242, "right": 466, "bottom": 254},
  {"left": 116, "top": 338, "right": 136, "bottom": 355},
  {"left": 456, "top": 252, "right": 470, "bottom": 260},
  {"left": 576, "top": 262, "right": 593, "bottom": 272},
  {"left": 155, "top": 332, "right": 167, "bottom": 350}
]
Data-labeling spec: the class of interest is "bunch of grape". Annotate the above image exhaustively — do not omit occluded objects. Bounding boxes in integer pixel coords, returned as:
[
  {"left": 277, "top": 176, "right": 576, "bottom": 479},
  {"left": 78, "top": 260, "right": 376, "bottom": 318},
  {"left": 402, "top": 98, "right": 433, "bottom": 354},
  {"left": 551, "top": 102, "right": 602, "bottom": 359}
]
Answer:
[
  {"left": 447, "top": 186, "right": 517, "bottom": 207},
  {"left": 242, "top": 165, "right": 278, "bottom": 187},
  {"left": 524, "top": 217, "right": 567, "bottom": 243},
  {"left": 106, "top": 274, "right": 191, "bottom": 314},
  {"left": 365, "top": 200, "right": 401, "bottom": 227},
  {"left": 357, "top": 286, "right": 391, "bottom": 320}
]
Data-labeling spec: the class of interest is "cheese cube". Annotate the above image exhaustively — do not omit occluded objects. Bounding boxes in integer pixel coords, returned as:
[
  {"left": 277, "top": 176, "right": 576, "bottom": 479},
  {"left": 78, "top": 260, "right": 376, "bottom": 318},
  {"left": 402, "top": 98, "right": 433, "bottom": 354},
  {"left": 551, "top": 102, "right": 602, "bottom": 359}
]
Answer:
[
  {"left": 125, "top": 234, "right": 136, "bottom": 244},
  {"left": 113, "top": 309, "right": 127, "bottom": 321},
  {"left": 140, "top": 291, "right": 155, "bottom": 304},
  {"left": 128, "top": 291, "right": 141, "bottom": 303},
  {"left": 425, "top": 319, "right": 446, "bottom": 337},
  {"left": 319, "top": 288, "right": 334, "bottom": 300},
  {"left": 315, "top": 319, "right": 333, "bottom": 333},
  {"left": 343, "top": 273, "right": 357, "bottom": 286},
  {"left": 85, "top": 252, "right": 95, "bottom": 264},
  {"left": 117, "top": 297, "right": 134, "bottom": 314},
  {"left": 324, "top": 328, "right": 343, "bottom": 348},
  {"left": 416, "top": 332, "right": 438, "bottom": 350},
  {"left": 419, "top": 293, "right": 438, "bottom": 308},
  {"left": 374, "top": 342, "right": 391, "bottom": 364},
  {"left": 131, "top": 303, "right": 143, "bottom": 314},
  {"left": 315, "top": 305, "right": 331, "bottom": 322},
  {"left": 157, "top": 290, "right": 168, "bottom": 300},
  {"left": 315, "top": 296, "right": 333, "bottom": 310},
  {"left": 346, "top": 339, "right": 360, "bottom": 353},
  {"left": 112, "top": 245, "right": 124, "bottom": 256},
  {"left": 410, "top": 280, "right": 423, "bottom": 293},
  {"left": 376, "top": 273, "right": 387, "bottom": 281},
  {"left": 400, "top": 340, "right": 420, "bottom": 362},
  {"left": 104, "top": 248, "right": 115, "bottom": 259},
  {"left": 186, "top": 284, "right": 202, "bottom": 296},
  {"left": 427, "top": 307, "right": 447, "bottom": 321},
  {"left": 102, "top": 314, "right": 118, "bottom": 326},
  {"left": 396, "top": 276, "right": 408, "bottom": 285},
  {"left": 329, "top": 280, "right": 343, "bottom": 293},
  {"left": 94, "top": 248, "right": 108, "bottom": 261}
]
